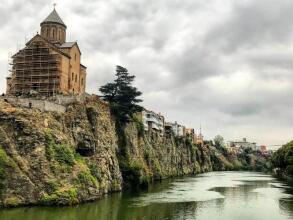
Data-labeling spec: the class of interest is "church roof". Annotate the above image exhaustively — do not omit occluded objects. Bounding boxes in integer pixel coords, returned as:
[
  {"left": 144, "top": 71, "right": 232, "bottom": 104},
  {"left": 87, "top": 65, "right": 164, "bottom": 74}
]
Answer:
[
  {"left": 24, "top": 34, "right": 71, "bottom": 59},
  {"left": 41, "top": 9, "right": 66, "bottom": 28},
  {"left": 59, "top": 41, "right": 82, "bottom": 55},
  {"left": 60, "top": 42, "right": 76, "bottom": 48}
]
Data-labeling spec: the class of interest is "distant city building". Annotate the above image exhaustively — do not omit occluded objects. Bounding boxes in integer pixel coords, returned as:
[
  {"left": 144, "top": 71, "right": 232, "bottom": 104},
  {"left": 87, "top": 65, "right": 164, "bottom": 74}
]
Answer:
[
  {"left": 259, "top": 145, "right": 267, "bottom": 152},
  {"left": 194, "top": 125, "right": 204, "bottom": 145},
  {"left": 140, "top": 110, "right": 204, "bottom": 143},
  {"left": 185, "top": 128, "right": 194, "bottom": 135},
  {"left": 170, "top": 121, "right": 186, "bottom": 137},
  {"left": 227, "top": 138, "right": 257, "bottom": 150},
  {"left": 164, "top": 122, "right": 173, "bottom": 136},
  {"left": 186, "top": 128, "right": 198, "bottom": 144},
  {"left": 195, "top": 133, "right": 204, "bottom": 145}
]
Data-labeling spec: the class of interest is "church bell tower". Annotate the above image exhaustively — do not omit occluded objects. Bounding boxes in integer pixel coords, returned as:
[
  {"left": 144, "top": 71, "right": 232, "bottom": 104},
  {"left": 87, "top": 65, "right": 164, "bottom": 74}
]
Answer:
[{"left": 40, "top": 5, "right": 66, "bottom": 45}]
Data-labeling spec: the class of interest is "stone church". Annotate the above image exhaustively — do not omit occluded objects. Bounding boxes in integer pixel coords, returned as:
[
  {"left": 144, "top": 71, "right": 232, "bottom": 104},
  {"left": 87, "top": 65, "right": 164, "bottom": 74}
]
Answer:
[{"left": 6, "top": 7, "right": 87, "bottom": 96}]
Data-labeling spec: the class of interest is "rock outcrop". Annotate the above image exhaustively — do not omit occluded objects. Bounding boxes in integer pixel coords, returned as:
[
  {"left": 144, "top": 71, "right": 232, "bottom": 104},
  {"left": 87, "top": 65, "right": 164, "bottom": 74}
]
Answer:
[{"left": 0, "top": 97, "right": 270, "bottom": 207}]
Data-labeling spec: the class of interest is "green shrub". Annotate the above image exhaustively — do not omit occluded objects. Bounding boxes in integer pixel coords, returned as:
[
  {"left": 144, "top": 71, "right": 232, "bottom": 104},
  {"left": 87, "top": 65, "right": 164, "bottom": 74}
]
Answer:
[
  {"left": 41, "top": 187, "right": 78, "bottom": 206},
  {"left": 76, "top": 171, "right": 99, "bottom": 188},
  {"left": 139, "top": 175, "right": 150, "bottom": 188},
  {"left": 287, "top": 165, "right": 293, "bottom": 174},
  {"left": 45, "top": 180, "right": 60, "bottom": 194},
  {"left": 152, "top": 159, "right": 163, "bottom": 179},
  {"left": 44, "top": 131, "right": 75, "bottom": 166},
  {"left": 119, "top": 159, "right": 147, "bottom": 187},
  {"left": 89, "top": 163, "right": 102, "bottom": 182},
  {"left": 132, "top": 115, "right": 144, "bottom": 137},
  {"left": 4, "top": 196, "right": 22, "bottom": 207},
  {"left": 272, "top": 141, "right": 293, "bottom": 175},
  {"left": 54, "top": 144, "right": 75, "bottom": 166},
  {"left": 74, "top": 153, "right": 86, "bottom": 164},
  {"left": 44, "top": 132, "right": 55, "bottom": 161},
  {"left": 185, "top": 138, "right": 193, "bottom": 148},
  {"left": 115, "top": 121, "right": 128, "bottom": 157},
  {"left": 0, "top": 146, "right": 16, "bottom": 195}
]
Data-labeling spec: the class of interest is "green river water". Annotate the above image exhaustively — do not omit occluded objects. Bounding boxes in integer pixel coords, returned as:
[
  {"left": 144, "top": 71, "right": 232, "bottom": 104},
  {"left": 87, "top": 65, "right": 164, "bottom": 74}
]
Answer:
[{"left": 1, "top": 171, "right": 293, "bottom": 220}]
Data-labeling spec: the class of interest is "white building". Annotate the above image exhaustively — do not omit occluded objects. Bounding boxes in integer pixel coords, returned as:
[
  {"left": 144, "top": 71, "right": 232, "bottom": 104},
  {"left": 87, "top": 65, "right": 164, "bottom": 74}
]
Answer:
[
  {"left": 169, "top": 121, "right": 185, "bottom": 137},
  {"left": 141, "top": 110, "right": 164, "bottom": 135}
]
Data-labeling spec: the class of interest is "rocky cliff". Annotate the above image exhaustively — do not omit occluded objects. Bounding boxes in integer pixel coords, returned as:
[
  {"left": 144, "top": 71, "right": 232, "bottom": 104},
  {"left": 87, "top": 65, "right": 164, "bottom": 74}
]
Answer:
[{"left": 0, "top": 97, "right": 269, "bottom": 207}]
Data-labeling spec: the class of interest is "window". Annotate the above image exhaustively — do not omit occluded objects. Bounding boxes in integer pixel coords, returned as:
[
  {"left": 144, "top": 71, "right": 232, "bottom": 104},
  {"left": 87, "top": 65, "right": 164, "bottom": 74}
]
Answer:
[
  {"left": 75, "top": 75, "right": 77, "bottom": 83},
  {"left": 81, "top": 78, "right": 84, "bottom": 85},
  {"left": 75, "top": 53, "right": 77, "bottom": 61},
  {"left": 72, "top": 73, "right": 74, "bottom": 81},
  {"left": 53, "top": 29, "right": 55, "bottom": 38}
]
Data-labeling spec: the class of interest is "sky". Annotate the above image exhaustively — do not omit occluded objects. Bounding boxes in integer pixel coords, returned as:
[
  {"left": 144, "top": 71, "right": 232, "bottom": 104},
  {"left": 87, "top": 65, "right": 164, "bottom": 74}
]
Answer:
[{"left": 0, "top": 0, "right": 293, "bottom": 147}]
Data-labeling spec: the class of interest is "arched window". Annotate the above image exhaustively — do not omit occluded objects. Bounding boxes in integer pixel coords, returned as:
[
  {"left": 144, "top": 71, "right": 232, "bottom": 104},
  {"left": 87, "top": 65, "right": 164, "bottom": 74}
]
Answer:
[
  {"left": 75, "top": 75, "right": 77, "bottom": 83},
  {"left": 72, "top": 73, "right": 74, "bottom": 81},
  {"left": 53, "top": 29, "right": 55, "bottom": 38},
  {"left": 81, "top": 78, "right": 84, "bottom": 86},
  {"left": 75, "top": 54, "right": 77, "bottom": 61}
]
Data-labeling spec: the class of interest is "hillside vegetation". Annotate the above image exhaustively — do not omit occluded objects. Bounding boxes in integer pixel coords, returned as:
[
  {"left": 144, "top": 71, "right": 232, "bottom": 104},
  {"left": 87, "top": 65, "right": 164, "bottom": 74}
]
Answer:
[{"left": 272, "top": 141, "right": 293, "bottom": 178}]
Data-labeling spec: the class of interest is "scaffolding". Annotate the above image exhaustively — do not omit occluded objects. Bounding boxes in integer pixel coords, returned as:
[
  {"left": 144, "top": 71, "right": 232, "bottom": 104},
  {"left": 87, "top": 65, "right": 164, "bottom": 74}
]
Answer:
[{"left": 8, "top": 40, "right": 61, "bottom": 97}]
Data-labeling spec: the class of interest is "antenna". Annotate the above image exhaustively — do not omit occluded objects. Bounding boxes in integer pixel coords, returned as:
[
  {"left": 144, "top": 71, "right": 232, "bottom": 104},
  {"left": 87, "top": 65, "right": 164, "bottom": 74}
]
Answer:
[{"left": 200, "top": 123, "right": 202, "bottom": 135}]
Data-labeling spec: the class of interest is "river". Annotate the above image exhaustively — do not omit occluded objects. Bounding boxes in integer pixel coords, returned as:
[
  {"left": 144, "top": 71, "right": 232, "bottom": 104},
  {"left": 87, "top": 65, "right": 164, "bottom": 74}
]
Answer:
[{"left": 0, "top": 171, "right": 293, "bottom": 220}]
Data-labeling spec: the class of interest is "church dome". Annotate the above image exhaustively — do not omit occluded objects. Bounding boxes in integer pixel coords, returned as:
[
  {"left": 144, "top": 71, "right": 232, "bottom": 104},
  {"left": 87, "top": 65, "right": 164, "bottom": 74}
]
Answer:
[
  {"left": 40, "top": 8, "right": 67, "bottom": 44},
  {"left": 41, "top": 8, "right": 66, "bottom": 28}
]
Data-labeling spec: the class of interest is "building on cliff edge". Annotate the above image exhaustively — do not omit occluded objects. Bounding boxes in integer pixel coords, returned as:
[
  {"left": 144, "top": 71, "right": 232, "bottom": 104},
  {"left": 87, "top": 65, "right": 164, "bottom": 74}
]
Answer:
[
  {"left": 140, "top": 109, "right": 165, "bottom": 136},
  {"left": 6, "top": 6, "right": 87, "bottom": 96}
]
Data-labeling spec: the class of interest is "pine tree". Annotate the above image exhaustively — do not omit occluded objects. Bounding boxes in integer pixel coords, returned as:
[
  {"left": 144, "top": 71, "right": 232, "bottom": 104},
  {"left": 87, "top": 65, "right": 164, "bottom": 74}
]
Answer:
[{"left": 99, "top": 65, "right": 143, "bottom": 123}]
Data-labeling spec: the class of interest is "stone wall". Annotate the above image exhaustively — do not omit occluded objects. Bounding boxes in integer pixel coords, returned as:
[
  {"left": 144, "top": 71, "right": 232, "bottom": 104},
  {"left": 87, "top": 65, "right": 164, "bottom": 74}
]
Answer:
[
  {"left": 0, "top": 96, "right": 66, "bottom": 113},
  {"left": 50, "top": 94, "right": 87, "bottom": 105}
]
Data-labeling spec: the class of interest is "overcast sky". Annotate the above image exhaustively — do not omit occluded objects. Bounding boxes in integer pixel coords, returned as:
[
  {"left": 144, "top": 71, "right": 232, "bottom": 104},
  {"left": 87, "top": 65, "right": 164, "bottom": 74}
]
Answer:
[{"left": 0, "top": 0, "right": 293, "bottom": 146}]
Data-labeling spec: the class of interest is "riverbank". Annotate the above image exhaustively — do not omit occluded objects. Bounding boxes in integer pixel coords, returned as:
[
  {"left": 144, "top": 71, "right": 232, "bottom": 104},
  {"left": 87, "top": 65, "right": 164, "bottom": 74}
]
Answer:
[{"left": 0, "top": 97, "right": 271, "bottom": 207}]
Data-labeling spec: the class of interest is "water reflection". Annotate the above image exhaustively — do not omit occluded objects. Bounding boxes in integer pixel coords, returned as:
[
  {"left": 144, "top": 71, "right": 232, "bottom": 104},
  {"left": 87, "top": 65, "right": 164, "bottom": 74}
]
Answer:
[{"left": 0, "top": 172, "right": 293, "bottom": 220}]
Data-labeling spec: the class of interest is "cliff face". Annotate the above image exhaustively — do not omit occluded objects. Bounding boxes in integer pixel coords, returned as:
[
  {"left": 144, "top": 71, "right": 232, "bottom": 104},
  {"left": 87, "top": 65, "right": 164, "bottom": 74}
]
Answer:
[
  {"left": 0, "top": 98, "right": 121, "bottom": 207},
  {"left": 0, "top": 98, "right": 269, "bottom": 207},
  {"left": 116, "top": 122, "right": 213, "bottom": 187}
]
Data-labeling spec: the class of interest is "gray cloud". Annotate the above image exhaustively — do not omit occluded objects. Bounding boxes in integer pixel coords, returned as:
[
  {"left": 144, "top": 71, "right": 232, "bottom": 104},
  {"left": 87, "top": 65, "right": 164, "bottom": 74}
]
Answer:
[
  {"left": 205, "top": 0, "right": 293, "bottom": 53},
  {"left": 0, "top": 0, "right": 292, "bottom": 146}
]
